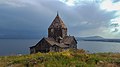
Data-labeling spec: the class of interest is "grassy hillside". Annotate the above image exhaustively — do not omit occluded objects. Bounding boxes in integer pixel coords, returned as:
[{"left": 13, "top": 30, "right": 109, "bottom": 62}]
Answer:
[{"left": 0, "top": 49, "right": 120, "bottom": 67}]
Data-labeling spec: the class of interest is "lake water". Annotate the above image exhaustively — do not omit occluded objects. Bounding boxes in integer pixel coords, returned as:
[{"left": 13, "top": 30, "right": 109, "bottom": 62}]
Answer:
[{"left": 0, "top": 39, "right": 120, "bottom": 56}]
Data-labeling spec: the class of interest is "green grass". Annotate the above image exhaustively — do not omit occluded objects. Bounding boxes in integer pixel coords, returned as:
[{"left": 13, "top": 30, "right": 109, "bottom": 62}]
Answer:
[{"left": 0, "top": 49, "right": 120, "bottom": 67}]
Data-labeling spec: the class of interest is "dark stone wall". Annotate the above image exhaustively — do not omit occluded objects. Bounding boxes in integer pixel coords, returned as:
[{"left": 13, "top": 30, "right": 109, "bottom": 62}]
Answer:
[
  {"left": 35, "top": 39, "right": 50, "bottom": 53},
  {"left": 62, "top": 28, "right": 67, "bottom": 38},
  {"left": 48, "top": 28, "right": 67, "bottom": 39}
]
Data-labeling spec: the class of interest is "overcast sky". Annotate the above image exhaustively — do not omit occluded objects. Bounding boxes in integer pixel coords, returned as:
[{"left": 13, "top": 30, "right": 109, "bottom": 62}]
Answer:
[{"left": 0, "top": 0, "right": 120, "bottom": 38}]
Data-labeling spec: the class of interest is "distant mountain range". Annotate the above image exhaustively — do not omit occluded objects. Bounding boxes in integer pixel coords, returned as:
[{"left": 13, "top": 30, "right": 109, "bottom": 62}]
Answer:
[
  {"left": 76, "top": 36, "right": 120, "bottom": 43},
  {"left": 76, "top": 36, "right": 104, "bottom": 40},
  {"left": 81, "top": 36, "right": 104, "bottom": 39}
]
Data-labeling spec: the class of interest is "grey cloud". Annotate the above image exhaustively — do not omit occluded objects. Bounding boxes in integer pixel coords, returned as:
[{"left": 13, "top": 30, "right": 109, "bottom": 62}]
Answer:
[
  {"left": 0, "top": 0, "right": 118, "bottom": 38},
  {"left": 0, "top": 4, "right": 48, "bottom": 37},
  {"left": 66, "top": 2, "right": 116, "bottom": 36},
  {"left": 112, "top": 0, "right": 120, "bottom": 3},
  {"left": 76, "top": 2, "right": 115, "bottom": 24},
  {"left": 112, "top": 28, "right": 119, "bottom": 32},
  {"left": 110, "top": 23, "right": 119, "bottom": 27}
]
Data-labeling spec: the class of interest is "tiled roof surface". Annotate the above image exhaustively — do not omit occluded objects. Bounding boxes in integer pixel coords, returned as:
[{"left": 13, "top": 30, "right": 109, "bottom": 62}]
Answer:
[{"left": 44, "top": 37, "right": 69, "bottom": 48}]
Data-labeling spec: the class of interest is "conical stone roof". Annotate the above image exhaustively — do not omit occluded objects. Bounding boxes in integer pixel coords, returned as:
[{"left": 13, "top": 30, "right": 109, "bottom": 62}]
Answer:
[{"left": 49, "top": 14, "right": 67, "bottom": 29}]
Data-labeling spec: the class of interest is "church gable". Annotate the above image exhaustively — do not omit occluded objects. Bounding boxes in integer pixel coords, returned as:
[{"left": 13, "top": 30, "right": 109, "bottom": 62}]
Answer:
[
  {"left": 32, "top": 38, "right": 51, "bottom": 53},
  {"left": 61, "top": 36, "right": 77, "bottom": 49},
  {"left": 62, "top": 36, "right": 77, "bottom": 44}
]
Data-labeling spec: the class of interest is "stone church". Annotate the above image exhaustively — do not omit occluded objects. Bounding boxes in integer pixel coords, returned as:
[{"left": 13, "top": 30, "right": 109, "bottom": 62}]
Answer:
[{"left": 30, "top": 13, "right": 77, "bottom": 54}]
